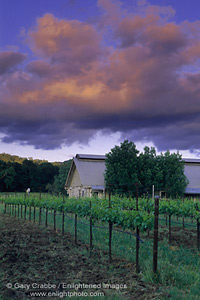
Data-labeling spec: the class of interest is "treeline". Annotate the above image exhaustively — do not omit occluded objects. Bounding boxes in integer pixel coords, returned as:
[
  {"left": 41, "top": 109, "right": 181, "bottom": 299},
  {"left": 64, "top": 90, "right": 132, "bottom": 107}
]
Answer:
[
  {"left": 0, "top": 158, "right": 72, "bottom": 193},
  {"left": 105, "top": 140, "right": 188, "bottom": 198},
  {"left": 0, "top": 153, "right": 61, "bottom": 166}
]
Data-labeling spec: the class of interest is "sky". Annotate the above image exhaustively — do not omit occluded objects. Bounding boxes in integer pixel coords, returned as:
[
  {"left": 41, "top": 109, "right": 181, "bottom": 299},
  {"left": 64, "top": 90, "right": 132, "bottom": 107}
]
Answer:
[{"left": 0, "top": 0, "right": 200, "bottom": 161}]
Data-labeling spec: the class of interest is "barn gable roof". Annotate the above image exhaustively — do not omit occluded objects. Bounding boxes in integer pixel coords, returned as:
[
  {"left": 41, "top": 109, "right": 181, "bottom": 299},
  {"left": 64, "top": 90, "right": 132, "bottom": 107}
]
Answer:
[
  {"left": 65, "top": 154, "right": 106, "bottom": 188},
  {"left": 182, "top": 158, "right": 200, "bottom": 164},
  {"left": 76, "top": 154, "right": 106, "bottom": 160}
]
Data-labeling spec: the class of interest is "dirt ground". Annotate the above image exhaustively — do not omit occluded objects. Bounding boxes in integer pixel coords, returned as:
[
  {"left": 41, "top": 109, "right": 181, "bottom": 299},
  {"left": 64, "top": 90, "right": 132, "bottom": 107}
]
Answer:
[
  {"left": 0, "top": 214, "right": 164, "bottom": 300},
  {"left": 144, "top": 223, "right": 198, "bottom": 250}
]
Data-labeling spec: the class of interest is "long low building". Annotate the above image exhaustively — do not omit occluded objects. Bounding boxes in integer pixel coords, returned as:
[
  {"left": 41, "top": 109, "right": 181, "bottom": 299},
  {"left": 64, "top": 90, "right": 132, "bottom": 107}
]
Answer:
[
  {"left": 65, "top": 154, "right": 200, "bottom": 198},
  {"left": 183, "top": 158, "right": 200, "bottom": 196}
]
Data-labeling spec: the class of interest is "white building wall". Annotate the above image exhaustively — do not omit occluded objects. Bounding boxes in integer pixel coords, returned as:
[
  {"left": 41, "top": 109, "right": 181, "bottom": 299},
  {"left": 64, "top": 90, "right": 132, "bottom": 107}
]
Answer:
[
  {"left": 184, "top": 164, "right": 200, "bottom": 189},
  {"left": 67, "top": 186, "right": 104, "bottom": 198}
]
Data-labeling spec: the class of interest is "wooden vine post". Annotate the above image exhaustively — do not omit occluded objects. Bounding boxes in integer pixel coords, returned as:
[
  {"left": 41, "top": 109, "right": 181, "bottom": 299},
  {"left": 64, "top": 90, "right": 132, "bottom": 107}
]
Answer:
[
  {"left": 29, "top": 205, "right": 31, "bottom": 221},
  {"left": 135, "top": 183, "right": 140, "bottom": 273},
  {"left": 54, "top": 209, "right": 56, "bottom": 231},
  {"left": 24, "top": 192, "right": 26, "bottom": 220},
  {"left": 75, "top": 195, "right": 79, "bottom": 245},
  {"left": 182, "top": 198, "right": 185, "bottom": 229},
  {"left": 147, "top": 189, "right": 150, "bottom": 237},
  {"left": 62, "top": 196, "right": 65, "bottom": 237},
  {"left": 90, "top": 200, "right": 93, "bottom": 255},
  {"left": 168, "top": 200, "right": 171, "bottom": 244},
  {"left": 45, "top": 208, "right": 48, "bottom": 227},
  {"left": 168, "top": 214, "right": 172, "bottom": 244},
  {"left": 153, "top": 195, "right": 159, "bottom": 274},
  {"left": 108, "top": 184, "right": 113, "bottom": 263},
  {"left": 197, "top": 218, "right": 200, "bottom": 251},
  {"left": 24, "top": 204, "right": 27, "bottom": 220},
  {"left": 39, "top": 207, "right": 42, "bottom": 225},
  {"left": 75, "top": 214, "right": 78, "bottom": 244},
  {"left": 196, "top": 204, "right": 200, "bottom": 251},
  {"left": 33, "top": 206, "right": 36, "bottom": 223}
]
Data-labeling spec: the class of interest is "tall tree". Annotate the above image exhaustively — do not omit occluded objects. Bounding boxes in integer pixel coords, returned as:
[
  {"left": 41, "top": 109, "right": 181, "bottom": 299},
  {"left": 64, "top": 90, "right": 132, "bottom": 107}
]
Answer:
[
  {"left": 52, "top": 160, "right": 72, "bottom": 194},
  {"left": 105, "top": 140, "right": 188, "bottom": 197},
  {"left": 158, "top": 151, "right": 188, "bottom": 197},
  {"left": 38, "top": 162, "right": 59, "bottom": 192},
  {"left": 0, "top": 161, "right": 16, "bottom": 191},
  {"left": 105, "top": 140, "right": 139, "bottom": 194}
]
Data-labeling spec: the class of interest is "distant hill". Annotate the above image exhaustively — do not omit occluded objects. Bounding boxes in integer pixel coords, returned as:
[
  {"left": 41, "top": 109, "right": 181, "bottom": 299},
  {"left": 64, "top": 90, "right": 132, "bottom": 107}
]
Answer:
[
  {"left": 0, "top": 153, "right": 62, "bottom": 166},
  {"left": 0, "top": 153, "right": 72, "bottom": 192}
]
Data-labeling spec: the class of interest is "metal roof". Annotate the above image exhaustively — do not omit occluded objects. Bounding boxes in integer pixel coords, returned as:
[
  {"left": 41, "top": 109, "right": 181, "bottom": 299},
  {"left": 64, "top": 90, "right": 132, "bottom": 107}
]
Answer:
[
  {"left": 91, "top": 185, "right": 105, "bottom": 190},
  {"left": 182, "top": 158, "right": 200, "bottom": 163},
  {"left": 65, "top": 155, "right": 106, "bottom": 188},
  {"left": 185, "top": 188, "right": 200, "bottom": 194},
  {"left": 76, "top": 154, "right": 106, "bottom": 160},
  {"left": 74, "top": 157, "right": 105, "bottom": 186},
  {"left": 65, "top": 154, "right": 200, "bottom": 194}
]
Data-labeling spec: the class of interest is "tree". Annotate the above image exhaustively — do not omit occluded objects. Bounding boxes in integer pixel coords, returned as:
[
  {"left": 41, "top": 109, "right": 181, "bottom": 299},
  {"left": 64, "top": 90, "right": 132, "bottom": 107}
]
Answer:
[
  {"left": 158, "top": 151, "right": 188, "bottom": 197},
  {"left": 4, "top": 166, "right": 16, "bottom": 189},
  {"left": 0, "top": 161, "right": 16, "bottom": 191},
  {"left": 105, "top": 140, "right": 188, "bottom": 198},
  {"left": 105, "top": 140, "right": 139, "bottom": 195},
  {"left": 37, "top": 162, "right": 59, "bottom": 192},
  {"left": 138, "top": 146, "right": 158, "bottom": 192},
  {"left": 52, "top": 160, "right": 72, "bottom": 194}
]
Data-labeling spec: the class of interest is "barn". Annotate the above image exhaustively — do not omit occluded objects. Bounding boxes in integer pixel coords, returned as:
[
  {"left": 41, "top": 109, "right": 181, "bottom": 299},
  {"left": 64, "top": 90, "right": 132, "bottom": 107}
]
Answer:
[
  {"left": 183, "top": 158, "right": 200, "bottom": 197},
  {"left": 65, "top": 154, "right": 106, "bottom": 198},
  {"left": 65, "top": 154, "right": 200, "bottom": 198}
]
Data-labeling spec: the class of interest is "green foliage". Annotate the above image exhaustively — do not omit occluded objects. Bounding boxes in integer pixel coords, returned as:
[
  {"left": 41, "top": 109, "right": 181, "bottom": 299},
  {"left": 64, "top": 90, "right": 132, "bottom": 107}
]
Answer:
[
  {"left": 158, "top": 151, "right": 188, "bottom": 198},
  {"left": 0, "top": 151, "right": 72, "bottom": 193},
  {"left": 105, "top": 140, "right": 139, "bottom": 194},
  {"left": 105, "top": 140, "right": 188, "bottom": 197},
  {"left": 52, "top": 160, "right": 72, "bottom": 194},
  {"left": 3, "top": 195, "right": 200, "bottom": 232},
  {"left": 138, "top": 146, "right": 162, "bottom": 191},
  {"left": 3, "top": 166, "right": 16, "bottom": 188},
  {"left": 3, "top": 195, "right": 154, "bottom": 232},
  {"left": 0, "top": 162, "right": 16, "bottom": 191},
  {"left": 0, "top": 159, "right": 59, "bottom": 192},
  {"left": 0, "top": 152, "right": 49, "bottom": 164}
]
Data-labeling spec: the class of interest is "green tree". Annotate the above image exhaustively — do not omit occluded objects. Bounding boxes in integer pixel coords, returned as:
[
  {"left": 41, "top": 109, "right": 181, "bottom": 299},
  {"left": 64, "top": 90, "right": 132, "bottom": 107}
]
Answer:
[
  {"left": 22, "top": 160, "right": 38, "bottom": 191},
  {"left": 4, "top": 166, "right": 16, "bottom": 189},
  {"left": 158, "top": 151, "right": 188, "bottom": 197},
  {"left": 138, "top": 146, "right": 157, "bottom": 192},
  {"left": 37, "top": 162, "right": 59, "bottom": 192},
  {"left": 52, "top": 160, "right": 72, "bottom": 194},
  {"left": 105, "top": 140, "right": 139, "bottom": 194},
  {"left": 105, "top": 140, "right": 188, "bottom": 198},
  {"left": 0, "top": 161, "right": 16, "bottom": 191}
]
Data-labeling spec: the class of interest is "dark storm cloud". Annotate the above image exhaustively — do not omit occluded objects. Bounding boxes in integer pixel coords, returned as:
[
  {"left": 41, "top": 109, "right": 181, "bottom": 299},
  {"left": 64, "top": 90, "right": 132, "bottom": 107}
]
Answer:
[
  {"left": 0, "top": 51, "right": 27, "bottom": 75},
  {"left": 0, "top": 0, "right": 200, "bottom": 151}
]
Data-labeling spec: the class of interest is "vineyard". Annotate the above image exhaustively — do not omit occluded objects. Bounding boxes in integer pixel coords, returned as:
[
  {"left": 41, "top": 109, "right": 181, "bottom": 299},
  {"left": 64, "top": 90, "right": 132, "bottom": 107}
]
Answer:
[
  {"left": 1, "top": 193, "right": 200, "bottom": 299},
  {"left": 1, "top": 194, "right": 200, "bottom": 257}
]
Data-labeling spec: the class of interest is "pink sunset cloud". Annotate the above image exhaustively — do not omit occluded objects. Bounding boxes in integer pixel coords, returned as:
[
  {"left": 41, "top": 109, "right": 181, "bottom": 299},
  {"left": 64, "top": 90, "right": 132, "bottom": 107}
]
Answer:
[{"left": 0, "top": 0, "right": 200, "bottom": 151}]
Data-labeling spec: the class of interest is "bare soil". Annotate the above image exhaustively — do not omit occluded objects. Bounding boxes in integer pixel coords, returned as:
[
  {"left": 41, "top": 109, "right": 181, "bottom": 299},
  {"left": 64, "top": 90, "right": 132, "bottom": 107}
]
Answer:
[
  {"left": 144, "top": 224, "right": 198, "bottom": 249},
  {"left": 0, "top": 214, "right": 163, "bottom": 300}
]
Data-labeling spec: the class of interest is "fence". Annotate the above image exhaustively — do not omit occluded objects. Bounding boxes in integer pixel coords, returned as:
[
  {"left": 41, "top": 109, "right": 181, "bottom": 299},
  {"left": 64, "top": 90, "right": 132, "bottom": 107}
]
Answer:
[{"left": 1, "top": 192, "right": 200, "bottom": 276}]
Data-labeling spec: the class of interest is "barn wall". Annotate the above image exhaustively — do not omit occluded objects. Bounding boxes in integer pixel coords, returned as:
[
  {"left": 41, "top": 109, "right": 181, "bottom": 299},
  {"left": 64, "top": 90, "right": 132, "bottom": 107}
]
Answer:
[
  {"left": 67, "top": 186, "right": 104, "bottom": 198},
  {"left": 184, "top": 163, "right": 200, "bottom": 189},
  {"left": 70, "top": 168, "right": 82, "bottom": 187}
]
